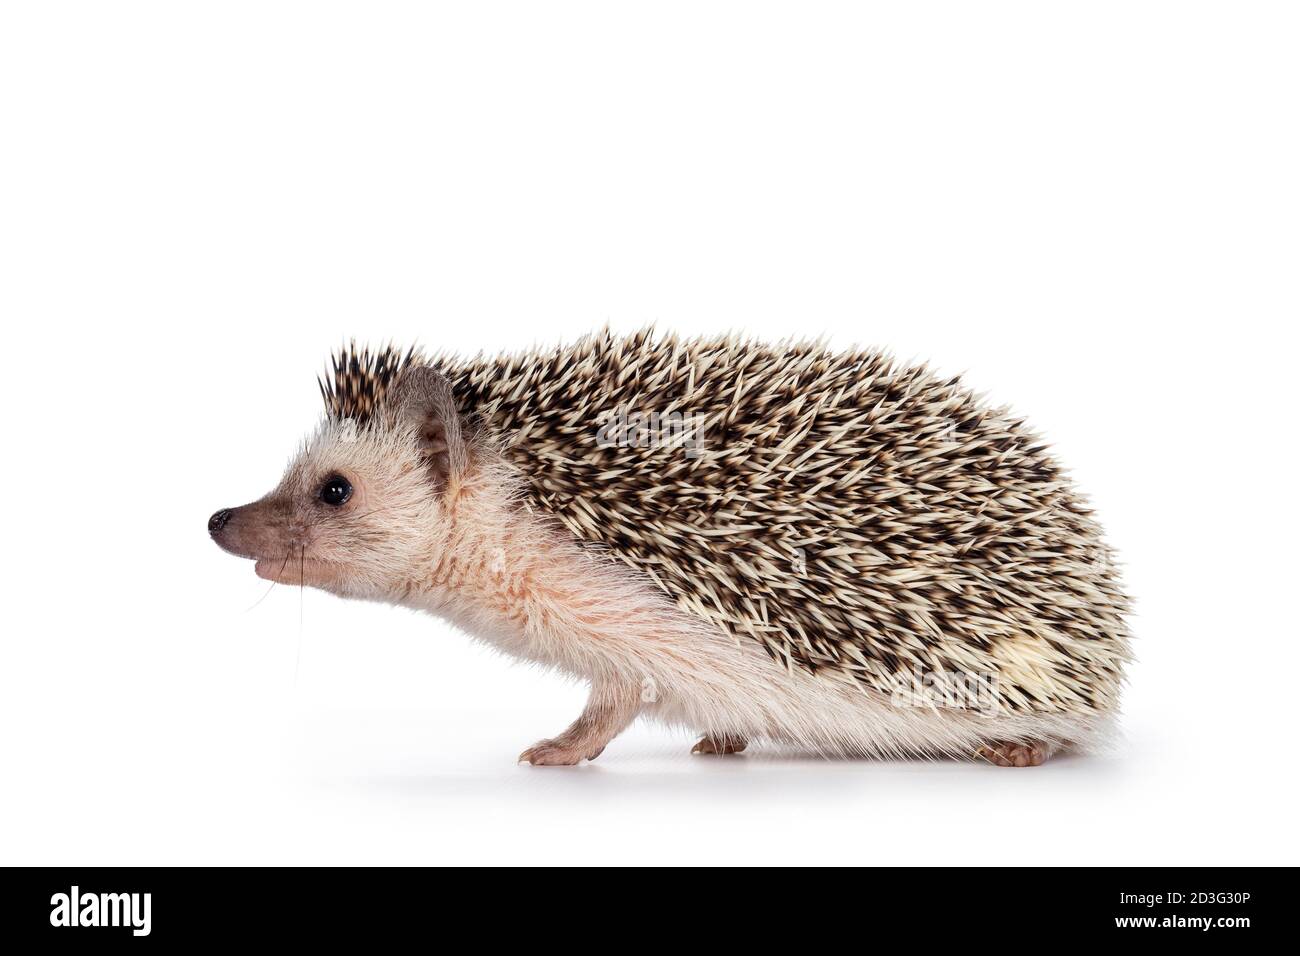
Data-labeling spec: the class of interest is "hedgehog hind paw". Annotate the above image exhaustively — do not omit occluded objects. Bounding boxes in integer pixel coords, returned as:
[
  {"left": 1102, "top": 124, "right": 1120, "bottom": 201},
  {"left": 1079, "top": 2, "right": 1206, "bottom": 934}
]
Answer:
[
  {"left": 691, "top": 734, "right": 748, "bottom": 755},
  {"left": 974, "top": 740, "right": 1052, "bottom": 767}
]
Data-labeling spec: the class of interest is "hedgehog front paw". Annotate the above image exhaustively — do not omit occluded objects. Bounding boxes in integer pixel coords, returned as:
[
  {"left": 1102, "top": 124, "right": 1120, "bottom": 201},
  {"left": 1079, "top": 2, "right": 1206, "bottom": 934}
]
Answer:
[
  {"left": 691, "top": 734, "right": 747, "bottom": 755},
  {"left": 975, "top": 740, "right": 1049, "bottom": 767},
  {"left": 519, "top": 739, "right": 605, "bottom": 766}
]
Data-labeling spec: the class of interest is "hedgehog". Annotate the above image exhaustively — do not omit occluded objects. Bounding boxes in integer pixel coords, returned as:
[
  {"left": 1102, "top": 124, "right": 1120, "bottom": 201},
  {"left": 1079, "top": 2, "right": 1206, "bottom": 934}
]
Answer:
[{"left": 209, "top": 329, "right": 1131, "bottom": 767}]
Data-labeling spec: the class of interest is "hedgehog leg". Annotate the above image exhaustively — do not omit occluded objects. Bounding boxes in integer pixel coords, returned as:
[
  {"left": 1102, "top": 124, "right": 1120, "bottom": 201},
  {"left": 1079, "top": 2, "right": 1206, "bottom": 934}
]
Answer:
[
  {"left": 519, "top": 679, "right": 641, "bottom": 767},
  {"left": 691, "top": 733, "right": 748, "bottom": 755},
  {"left": 974, "top": 740, "right": 1052, "bottom": 767}
]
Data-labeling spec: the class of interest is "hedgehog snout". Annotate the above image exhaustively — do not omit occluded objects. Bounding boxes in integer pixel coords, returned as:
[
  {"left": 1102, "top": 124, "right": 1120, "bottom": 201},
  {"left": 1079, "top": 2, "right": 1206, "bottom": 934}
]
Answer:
[
  {"left": 209, "top": 496, "right": 307, "bottom": 566},
  {"left": 209, "top": 505, "right": 243, "bottom": 555}
]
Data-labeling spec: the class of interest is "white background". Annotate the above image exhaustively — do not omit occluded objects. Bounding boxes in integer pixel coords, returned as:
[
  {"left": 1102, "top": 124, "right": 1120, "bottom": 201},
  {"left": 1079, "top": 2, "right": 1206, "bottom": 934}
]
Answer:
[{"left": 2, "top": 2, "right": 1296, "bottom": 865}]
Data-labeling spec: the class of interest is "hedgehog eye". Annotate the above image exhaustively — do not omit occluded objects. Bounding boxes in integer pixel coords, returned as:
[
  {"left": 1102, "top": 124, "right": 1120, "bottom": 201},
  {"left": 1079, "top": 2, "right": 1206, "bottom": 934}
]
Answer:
[{"left": 319, "top": 475, "right": 353, "bottom": 507}]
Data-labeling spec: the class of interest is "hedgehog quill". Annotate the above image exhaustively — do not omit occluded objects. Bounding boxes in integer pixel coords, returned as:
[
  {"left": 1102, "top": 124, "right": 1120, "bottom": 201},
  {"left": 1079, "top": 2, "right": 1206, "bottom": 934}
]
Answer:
[{"left": 209, "top": 330, "right": 1132, "bottom": 767}]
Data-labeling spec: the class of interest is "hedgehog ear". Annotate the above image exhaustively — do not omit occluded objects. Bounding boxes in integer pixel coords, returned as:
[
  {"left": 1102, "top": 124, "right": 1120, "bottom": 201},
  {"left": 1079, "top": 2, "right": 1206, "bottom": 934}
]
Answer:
[{"left": 395, "top": 367, "right": 468, "bottom": 493}]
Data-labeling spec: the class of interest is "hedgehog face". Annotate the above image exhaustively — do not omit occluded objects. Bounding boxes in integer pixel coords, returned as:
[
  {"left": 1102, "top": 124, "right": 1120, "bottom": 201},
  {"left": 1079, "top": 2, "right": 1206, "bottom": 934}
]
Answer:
[{"left": 210, "top": 366, "right": 469, "bottom": 600}]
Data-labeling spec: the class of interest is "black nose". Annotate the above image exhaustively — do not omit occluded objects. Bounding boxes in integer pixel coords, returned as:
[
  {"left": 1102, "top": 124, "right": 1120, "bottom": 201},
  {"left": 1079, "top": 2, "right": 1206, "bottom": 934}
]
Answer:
[{"left": 208, "top": 508, "right": 233, "bottom": 534}]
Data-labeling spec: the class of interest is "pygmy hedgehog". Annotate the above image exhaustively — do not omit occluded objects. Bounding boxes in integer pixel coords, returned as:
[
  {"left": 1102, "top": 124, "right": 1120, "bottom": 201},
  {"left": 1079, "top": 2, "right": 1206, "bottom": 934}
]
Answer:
[{"left": 210, "top": 329, "right": 1131, "bottom": 767}]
